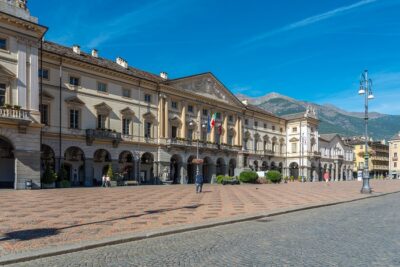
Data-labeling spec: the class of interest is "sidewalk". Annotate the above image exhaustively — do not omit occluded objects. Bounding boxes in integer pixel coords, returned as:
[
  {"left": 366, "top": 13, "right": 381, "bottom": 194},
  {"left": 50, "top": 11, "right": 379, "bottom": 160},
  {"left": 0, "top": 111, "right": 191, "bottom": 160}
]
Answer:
[{"left": 0, "top": 180, "right": 399, "bottom": 262}]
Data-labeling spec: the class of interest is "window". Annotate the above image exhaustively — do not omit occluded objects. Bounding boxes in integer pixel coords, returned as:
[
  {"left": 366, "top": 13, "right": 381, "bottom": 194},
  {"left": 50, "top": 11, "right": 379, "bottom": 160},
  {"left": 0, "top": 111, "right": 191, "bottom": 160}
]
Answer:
[
  {"left": 216, "top": 112, "right": 221, "bottom": 120},
  {"left": 228, "top": 115, "right": 233, "bottom": 122},
  {"left": 97, "top": 114, "right": 106, "bottom": 129},
  {"left": 245, "top": 119, "right": 249, "bottom": 125},
  {"left": 280, "top": 127, "right": 283, "bottom": 133},
  {"left": 40, "top": 104, "right": 49, "bottom": 125},
  {"left": 291, "top": 143, "right": 297, "bottom": 153},
  {"left": 203, "top": 109, "right": 208, "bottom": 116},
  {"left": 188, "top": 129, "right": 193, "bottom": 141},
  {"left": 0, "top": 83, "right": 5, "bottom": 106},
  {"left": 172, "top": 126, "right": 178, "bottom": 139},
  {"left": 264, "top": 141, "right": 267, "bottom": 150},
  {"left": 70, "top": 109, "right": 79, "bottom": 129},
  {"left": 39, "top": 68, "right": 49, "bottom": 80},
  {"left": 69, "top": 76, "right": 80, "bottom": 86},
  {"left": 188, "top": 105, "right": 194, "bottom": 113},
  {"left": 122, "top": 88, "right": 131, "bottom": 98},
  {"left": 264, "top": 123, "right": 267, "bottom": 129},
  {"left": 395, "top": 152, "right": 398, "bottom": 158},
  {"left": 122, "top": 118, "right": 131, "bottom": 135},
  {"left": 0, "top": 38, "right": 6, "bottom": 50},
  {"left": 292, "top": 127, "right": 297, "bottom": 133},
  {"left": 395, "top": 162, "right": 398, "bottom": 168},
  {"left": 272, "top": 125, "right": 276, "bottom": 131},
  {"left": 145, "top": 122, "right": 152, "bottom": 138},
  {"left": 228, "top": 135, "right": 233, "bottom": 146},
  {"left": 144, "top": 94, "right": 151, "bottom": 103},
  {"left": 254, "top": 121, "right": 258, "bottom": 127},
  {"left": 97, "top": 82, "right": 107, "bottom": 92},
  {"left": 171, "top": 101, "right": 178, "bottom": 109}
]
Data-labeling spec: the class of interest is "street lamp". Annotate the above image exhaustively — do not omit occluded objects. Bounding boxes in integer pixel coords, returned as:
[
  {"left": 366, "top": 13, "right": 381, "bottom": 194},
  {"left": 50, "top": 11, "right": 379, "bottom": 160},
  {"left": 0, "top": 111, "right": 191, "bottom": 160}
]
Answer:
[{"left": 358, "top": 70, "right": 374, "bottom": 194}]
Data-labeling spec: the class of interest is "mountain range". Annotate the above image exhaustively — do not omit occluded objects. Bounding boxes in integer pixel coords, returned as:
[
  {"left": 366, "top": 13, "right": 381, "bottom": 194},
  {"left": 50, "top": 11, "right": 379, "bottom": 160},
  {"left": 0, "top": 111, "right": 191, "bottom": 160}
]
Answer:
[{"left": 236, "top": 92, "right": 400, "bottom": 141}]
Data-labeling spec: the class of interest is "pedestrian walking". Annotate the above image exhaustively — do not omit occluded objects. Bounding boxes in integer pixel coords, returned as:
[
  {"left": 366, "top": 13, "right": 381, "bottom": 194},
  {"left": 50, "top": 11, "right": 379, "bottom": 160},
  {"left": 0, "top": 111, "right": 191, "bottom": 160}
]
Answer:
[
  {"left": 106, "top": 175, "right": 111, "bottom": 187},
  {"left": 102, "top": 174, "right": 106, "bottom": 187},
  {"left": 324, "top": 172, "right": 330, "bottom": 185},
  {"left": 195, "top": 174, "right": 203, "bottom": 193}
]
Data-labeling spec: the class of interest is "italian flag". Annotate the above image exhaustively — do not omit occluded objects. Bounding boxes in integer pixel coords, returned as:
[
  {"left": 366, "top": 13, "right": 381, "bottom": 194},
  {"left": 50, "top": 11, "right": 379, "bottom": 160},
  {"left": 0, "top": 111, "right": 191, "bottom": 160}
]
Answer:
[{"left": 210, "top": 113, "right": 216, "bottom": 128}]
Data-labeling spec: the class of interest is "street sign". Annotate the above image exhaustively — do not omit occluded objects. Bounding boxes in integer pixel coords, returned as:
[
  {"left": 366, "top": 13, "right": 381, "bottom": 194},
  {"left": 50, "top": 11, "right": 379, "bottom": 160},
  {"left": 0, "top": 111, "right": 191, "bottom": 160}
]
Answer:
[{"left": 192, "top": 158, "right": 204, "bottom": 164}]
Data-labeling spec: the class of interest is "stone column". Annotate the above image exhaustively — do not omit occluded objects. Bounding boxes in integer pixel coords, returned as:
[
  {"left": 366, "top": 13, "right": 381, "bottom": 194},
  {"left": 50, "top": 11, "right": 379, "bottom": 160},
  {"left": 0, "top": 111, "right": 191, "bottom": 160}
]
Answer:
[
  {"left": 223, "top": 113, "right": 228, "bottom": 144},
  {"left": 159, "top": 96, "right": 164, "bottom": 138},
  {"left": 234, "top": 115, "right": 239, "bottom": 146},
  {"left": 17, "top": 42, "right": 27, "bottom": 109},
  {"left": 339, "top": 165, "right": 343, "bottom": 181},
  {"left": 181, "top": 102, "right": 186, "bottom": 138},
  {"left": 85, "top": 159, "right": 93, "bottom": 186},
  {"left": 335, "top": 162, "right": 339, "bottom": 181},
  {"left": 210, "top": 109, "right": 215, "bottom": 143},
  {"left": 164, "top": 97, "right": 169, "bottom": 139},
  {"left": 238, "top": 116, "right": 243, "bottom": 146}
]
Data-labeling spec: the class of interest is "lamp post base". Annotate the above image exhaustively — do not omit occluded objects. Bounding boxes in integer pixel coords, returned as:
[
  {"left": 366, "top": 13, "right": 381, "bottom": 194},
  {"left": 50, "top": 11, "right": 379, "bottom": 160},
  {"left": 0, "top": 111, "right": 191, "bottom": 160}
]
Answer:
[{"left": 360, "top": 178, "right": 372, "bottom": 194}]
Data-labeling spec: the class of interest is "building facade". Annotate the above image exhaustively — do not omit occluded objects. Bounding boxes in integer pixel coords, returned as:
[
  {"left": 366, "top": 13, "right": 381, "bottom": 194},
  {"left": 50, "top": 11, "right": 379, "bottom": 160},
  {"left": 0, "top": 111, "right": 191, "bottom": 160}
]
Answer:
[
  {"left": 0, "top": 1, "right": 354, "bottom": 189},
  {"left": 351, "top": 140, "right": 389, "bottom": 178},
  {"left": 389, "top": 133, "right": 400, "bottom": 179}
]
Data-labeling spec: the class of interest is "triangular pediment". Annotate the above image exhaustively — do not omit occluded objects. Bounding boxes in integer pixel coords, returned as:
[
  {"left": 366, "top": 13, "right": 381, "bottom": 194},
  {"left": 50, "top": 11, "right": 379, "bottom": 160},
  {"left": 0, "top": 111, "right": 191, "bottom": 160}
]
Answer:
[
  {"left": 94, "top": 102, "right": 112, "bottom": 112},
  {"left": 167, "top": 72, "right": 244, "bottom": 106},
  {"left": 0, "top": 65, "right": 16, "bottom": 80},
  {"left": 120, "top": 107, "right": 135, "bottom": 116}
]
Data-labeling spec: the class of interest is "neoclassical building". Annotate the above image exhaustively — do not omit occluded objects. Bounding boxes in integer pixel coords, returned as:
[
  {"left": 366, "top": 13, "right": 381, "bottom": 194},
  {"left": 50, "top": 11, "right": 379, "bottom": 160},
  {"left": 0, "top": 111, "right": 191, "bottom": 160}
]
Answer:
[{"left": 0, "top": 1, "right": 354, "bottom": 189}]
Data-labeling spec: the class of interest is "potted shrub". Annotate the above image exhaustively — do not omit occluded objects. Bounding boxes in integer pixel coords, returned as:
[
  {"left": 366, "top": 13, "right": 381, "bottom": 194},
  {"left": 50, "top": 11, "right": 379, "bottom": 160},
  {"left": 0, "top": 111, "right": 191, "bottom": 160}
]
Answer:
[
  {"left": 290, "top": 176, "right": 295, "bottom": 182},
  {"left": 239, "top": 171, "right": 258, "bottom": 184},
  {"left": 266, "top": 170, "right": 282, "bottom": 184},
  {"left": 42, "top": 167, "right": 57, "bottom": 188},
  {"left": 107, "top": 164, "right": 117, "bottom": 187},
  {"left": 59, "top": 180, "right": 71, "bottom": 188}
]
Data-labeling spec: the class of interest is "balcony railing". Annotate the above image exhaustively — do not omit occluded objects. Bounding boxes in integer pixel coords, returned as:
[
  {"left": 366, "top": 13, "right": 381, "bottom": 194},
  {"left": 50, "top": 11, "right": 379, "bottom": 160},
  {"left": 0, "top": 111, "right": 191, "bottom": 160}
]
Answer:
[
  {"left": 0, "top": 107, "right": 30, "bottom": 121},
  {"left": 86, "top": 129, "right": 122, "bottom": 147}
]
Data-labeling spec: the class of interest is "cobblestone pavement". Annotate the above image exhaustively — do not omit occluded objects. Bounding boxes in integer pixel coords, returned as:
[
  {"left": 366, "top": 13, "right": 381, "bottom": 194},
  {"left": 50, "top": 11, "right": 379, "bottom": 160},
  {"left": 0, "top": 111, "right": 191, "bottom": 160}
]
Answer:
[
  {"left": 1, "top": 180, "right": 400, "bottom": 259},
  {"left": 9, "top": 189, "right": 400, "bottom": 266}
]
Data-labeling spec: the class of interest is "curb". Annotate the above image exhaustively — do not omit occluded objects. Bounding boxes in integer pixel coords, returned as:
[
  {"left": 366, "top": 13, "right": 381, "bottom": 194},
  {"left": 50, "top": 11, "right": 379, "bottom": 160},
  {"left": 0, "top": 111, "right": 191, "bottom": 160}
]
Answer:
[{"left": 1, "top": 190, "right": 399, "bottom": 265}]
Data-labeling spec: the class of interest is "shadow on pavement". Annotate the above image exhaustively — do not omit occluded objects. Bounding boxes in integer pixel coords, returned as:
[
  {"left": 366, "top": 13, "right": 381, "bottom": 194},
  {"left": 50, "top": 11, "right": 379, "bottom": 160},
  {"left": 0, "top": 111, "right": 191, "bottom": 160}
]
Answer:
[{"left": 0, "top": 204, "right": 203, "bottom": 242}]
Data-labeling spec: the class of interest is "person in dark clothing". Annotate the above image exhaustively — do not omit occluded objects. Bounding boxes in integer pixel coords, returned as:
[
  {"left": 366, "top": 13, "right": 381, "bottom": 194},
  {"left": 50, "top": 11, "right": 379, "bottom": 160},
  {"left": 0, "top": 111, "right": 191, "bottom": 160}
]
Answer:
[{"left": 195, "top": 174, "right": 203, "bottom": 193}]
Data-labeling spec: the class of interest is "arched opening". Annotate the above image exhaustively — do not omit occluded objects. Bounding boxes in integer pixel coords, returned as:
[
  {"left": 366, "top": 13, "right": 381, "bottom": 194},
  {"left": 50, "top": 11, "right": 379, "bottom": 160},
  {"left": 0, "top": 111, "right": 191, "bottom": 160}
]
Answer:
[
  {"left": 170, "top": 154, "right": 182, "bottom": 184},
  {"left": 216, "top": 158, "right": 226, "bottom": 176},
  {"left": 278, "top": 162, "right": 283, "bottom": 173},
  {"left": 270, "top": 161, "right": 276, "bottom": 171},
  {"left": 187, "top": 156, "right": 196, "bottom": 184},
  {"left": 140, "top": 152, "right": 154, "bottom": 184},
  {"left": 0, "top": 136, "right": 14, "bottom": 188},
  {"left": 289, "top": 162, "right": 299, "bottom": 179},
  {"left": 41, "top": 144, "right": 55, "bottom": 173},
  {"left": 65, "top": 147, "right": 86, "bottom": 186},
  {"left": 202, "top": 157, "right": 213, "bottom": 183},
  {"left": 119, "top": 151, "right": 134, "bottom": 181},
  {"left": 228, "top": 159, "right": 236, "bottom": 177},
  {"left": 93, "top": 149, "right": 110, "bottom": 186},
  {"left": 253, "top": 160, "right": 259, "bottom": 171},
  {"left": 261, "top": 161, "right": 268, "bottom": 171}
]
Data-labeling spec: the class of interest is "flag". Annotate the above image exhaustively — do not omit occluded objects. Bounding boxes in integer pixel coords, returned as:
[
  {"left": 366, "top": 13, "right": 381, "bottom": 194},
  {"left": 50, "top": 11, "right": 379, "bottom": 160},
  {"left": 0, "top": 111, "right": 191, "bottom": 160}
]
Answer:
[
  {"left": 210, "top": 113, "right": 216, "bottom": 128},
  {"left": 207, "top": 115, "right": 211, "bottom": 133},
  {"left": 218, "top": 124, "right": 222, "bottom": 135}
]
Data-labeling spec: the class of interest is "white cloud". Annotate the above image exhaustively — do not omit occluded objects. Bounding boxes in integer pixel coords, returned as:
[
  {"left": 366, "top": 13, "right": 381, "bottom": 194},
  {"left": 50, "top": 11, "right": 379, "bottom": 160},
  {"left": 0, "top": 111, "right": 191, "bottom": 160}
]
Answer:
[{"left": 238, "top": 0, "right": 378, "bottom": 48}]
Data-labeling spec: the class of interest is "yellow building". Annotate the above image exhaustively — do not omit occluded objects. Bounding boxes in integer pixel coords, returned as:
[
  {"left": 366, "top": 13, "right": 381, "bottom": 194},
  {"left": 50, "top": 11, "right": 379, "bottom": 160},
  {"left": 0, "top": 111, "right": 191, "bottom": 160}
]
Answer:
[{"left": 352, "top": 140, "right": 389, "bottom": 178}]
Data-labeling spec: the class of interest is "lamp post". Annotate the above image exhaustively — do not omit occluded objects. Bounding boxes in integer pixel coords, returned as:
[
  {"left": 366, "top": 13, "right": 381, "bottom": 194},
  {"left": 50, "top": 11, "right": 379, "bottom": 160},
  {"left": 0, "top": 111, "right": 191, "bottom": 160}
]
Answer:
[{"left": 358, "top": 70, "right": 375, "bottom": 194}]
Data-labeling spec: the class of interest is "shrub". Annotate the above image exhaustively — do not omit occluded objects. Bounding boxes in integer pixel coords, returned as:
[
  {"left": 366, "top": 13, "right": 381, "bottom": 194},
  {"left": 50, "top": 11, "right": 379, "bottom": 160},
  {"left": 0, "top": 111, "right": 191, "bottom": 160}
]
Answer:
[
  {"left": 239, "top": 171, "right": 258, "bottom": 183},
  {"left": 266, "top": 170, "right": 282, "bottom": 184},
  {"left": 107, "top": 164, "right": 115, "bottom": 180},
  {"left": 59, "top": 180, "right": 71, "bottom": 188},
  {"left": 216, "top": 175, "right": 225, "bottom": 184},
  {"left": 42, "top": 167, "right": 57, "bottom": 184},
  {"left": 290, "top": 176, "right": 295, "bottom": 182}
]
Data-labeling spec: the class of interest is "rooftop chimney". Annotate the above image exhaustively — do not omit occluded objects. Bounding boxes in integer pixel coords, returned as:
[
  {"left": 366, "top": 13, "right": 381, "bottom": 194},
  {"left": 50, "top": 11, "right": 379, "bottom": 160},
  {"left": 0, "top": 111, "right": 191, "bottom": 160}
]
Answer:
[
  {"left": 91, "top": 49, "right": 98, "bottom": 58},
  {"left": 72, "top": 45, "right": 80, "bottom": 55},
  {"left": 160, "top": 72, "right": 168, "bottom": 80},
  {"left": 116, "top": 57, "right": 128, "bottom": 69}
]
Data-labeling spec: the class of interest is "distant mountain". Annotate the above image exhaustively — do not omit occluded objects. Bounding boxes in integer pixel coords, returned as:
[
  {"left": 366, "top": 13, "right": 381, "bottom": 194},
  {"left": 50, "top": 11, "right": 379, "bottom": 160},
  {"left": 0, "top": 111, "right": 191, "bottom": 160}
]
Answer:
[{"left": 236, "top": 92, "right": 400, "bottom": 141}]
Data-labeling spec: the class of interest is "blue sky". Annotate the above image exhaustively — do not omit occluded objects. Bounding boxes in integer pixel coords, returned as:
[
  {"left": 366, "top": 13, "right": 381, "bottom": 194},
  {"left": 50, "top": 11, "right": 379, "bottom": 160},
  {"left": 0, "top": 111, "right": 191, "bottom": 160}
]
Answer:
[{"left": 30, "top": 0, "right": 400, "bottom": 114}]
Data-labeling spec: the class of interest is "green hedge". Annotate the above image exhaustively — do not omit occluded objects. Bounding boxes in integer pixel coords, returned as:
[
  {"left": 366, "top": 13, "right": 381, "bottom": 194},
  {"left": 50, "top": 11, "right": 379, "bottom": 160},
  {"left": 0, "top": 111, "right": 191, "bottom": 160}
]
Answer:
[
  {"left": 217, "top": 175, "right": 236, "bottom": 184},
  {"left": 239, "top": 171, "right": 258, "bottom": 183},
  {"left": 266, "top": 170, "right": 282, "bottom": 184},
  {"left": 59, "top": 180, "right": 71, "bottom": 188}
]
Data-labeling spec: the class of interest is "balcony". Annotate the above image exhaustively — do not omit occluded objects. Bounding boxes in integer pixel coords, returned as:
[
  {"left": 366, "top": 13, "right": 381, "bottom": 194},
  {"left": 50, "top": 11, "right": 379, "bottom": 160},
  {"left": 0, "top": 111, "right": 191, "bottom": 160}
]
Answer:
[
  {"left": 0, "top": 107, "right": 31, "bottom": 121},
  {"left": 86, "top": 129, "right": 122, "bottom": 147}
]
